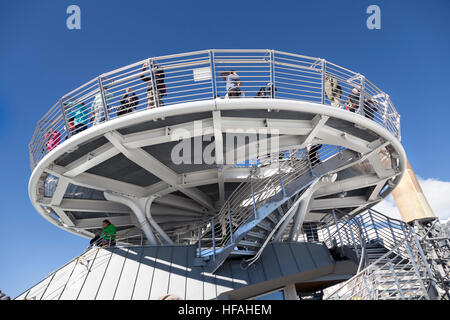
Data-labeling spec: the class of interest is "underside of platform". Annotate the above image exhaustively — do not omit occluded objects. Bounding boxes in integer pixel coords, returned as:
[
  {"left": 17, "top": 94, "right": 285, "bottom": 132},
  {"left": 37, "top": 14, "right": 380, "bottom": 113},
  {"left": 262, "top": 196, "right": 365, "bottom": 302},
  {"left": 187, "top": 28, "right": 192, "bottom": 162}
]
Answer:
[{"left": 30, "top": 99, "right": 406, "bottom": 245}]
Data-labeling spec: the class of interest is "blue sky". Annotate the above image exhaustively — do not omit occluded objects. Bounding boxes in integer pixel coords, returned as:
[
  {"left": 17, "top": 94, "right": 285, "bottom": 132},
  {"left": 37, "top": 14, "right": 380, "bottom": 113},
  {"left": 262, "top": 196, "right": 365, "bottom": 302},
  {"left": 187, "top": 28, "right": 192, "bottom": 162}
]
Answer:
[{"left": 0, "top": 0, "right": 449, "bottom": 297}]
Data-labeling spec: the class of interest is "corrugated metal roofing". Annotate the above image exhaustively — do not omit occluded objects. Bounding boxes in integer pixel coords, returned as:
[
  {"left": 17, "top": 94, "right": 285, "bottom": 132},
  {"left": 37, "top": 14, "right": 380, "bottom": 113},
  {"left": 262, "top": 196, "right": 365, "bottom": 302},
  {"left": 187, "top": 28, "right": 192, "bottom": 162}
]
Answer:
[{"left": 16, "top": 242, "right": 356, "bottom": 300}]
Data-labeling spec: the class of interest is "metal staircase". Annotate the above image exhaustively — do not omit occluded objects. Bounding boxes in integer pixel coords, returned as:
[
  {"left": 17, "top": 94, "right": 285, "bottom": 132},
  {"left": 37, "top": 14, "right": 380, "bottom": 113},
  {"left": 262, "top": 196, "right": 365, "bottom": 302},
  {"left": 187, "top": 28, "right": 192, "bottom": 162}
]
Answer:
[
  {"left": 353, "top": 241, "right": 430, "bottom": 299},
  {"left": 194, "top": 145, "right": 358, "bottom": 272},
  {"left": 323, "top": 210, "right": 449, "bottom": 300}
]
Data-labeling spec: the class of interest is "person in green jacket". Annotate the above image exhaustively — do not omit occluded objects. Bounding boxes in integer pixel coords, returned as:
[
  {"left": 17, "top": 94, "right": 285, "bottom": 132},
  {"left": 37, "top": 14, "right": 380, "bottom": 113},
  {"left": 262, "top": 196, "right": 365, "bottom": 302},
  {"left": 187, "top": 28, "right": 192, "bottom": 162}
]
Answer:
[{"left": 100, "top": 219, "right": 116, "bottom": 247}]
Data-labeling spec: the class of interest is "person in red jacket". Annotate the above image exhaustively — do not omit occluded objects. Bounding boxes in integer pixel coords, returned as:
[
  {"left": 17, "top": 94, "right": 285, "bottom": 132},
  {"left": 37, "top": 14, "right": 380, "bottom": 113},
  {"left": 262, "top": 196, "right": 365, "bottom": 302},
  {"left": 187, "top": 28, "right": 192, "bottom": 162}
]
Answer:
[{"left": 45, "top": 130, "right": 61, "bottom": 152}]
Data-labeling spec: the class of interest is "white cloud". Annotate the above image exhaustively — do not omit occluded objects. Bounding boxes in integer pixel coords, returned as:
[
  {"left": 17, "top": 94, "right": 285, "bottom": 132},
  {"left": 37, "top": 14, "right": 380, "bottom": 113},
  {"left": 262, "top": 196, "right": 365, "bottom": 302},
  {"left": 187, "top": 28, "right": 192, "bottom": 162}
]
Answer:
[{"left": 373, "top": 176, "right": 450, "bottom": 223}]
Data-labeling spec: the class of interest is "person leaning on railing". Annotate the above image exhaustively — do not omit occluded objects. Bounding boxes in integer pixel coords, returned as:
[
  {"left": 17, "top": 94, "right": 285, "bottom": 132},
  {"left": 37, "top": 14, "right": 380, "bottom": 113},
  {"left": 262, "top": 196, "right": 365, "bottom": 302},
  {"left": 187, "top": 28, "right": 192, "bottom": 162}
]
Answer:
[
  {"left": 65, "top": 101, "right": 90, "bottom": 135},
  {"left": 221, "top": 70, "right": 242, "bottom": 98},
  {"left": 91, "top": 87, "right": 114, "bottom": 125},
  {"left": 117, "top": 88, "right": 139, "bottom": 116},
  {"left": 45, "top": 130, "right": 61, "bottom": 152},
  {"left": 256, "top": 82, "right": 276, "bottom": 98},
  {"left": 345, "top": 87, "right": 361, "bottom": 113},
  {"left": 140, "top": 62, "right": 166, "bottom": 109},
  {"left": 324, "top": 75, "right": 342, "bottom": 107},
  {"left": 345, "top": 87, "right": 378, "bottom": 120},
  {"left": 89, "top": 219, "right": 117, "bottom": 248},
  {"left": 100, "top": 219, "right": 116, "bottom": 247}
]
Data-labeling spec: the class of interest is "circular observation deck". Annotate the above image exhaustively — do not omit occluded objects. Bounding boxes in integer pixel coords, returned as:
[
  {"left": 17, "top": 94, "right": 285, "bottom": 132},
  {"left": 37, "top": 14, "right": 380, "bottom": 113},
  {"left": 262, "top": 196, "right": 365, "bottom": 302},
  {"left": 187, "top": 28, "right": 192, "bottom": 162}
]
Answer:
[{"left": 29, "top": 49, "right": 405, "bottom": 245}]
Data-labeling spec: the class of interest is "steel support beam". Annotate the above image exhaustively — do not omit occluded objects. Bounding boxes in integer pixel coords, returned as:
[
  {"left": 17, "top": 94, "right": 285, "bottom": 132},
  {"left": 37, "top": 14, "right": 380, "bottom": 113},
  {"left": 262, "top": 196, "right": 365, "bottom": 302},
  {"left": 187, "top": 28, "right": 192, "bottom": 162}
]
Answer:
[
  {"left": 310, "top": 196, "right": 377, "bottom": 210},
  {"left": 104, "top": 191, "right": 157, "bottom": 245},
  {"left": 105, "top": 131, "right": 215, "bottom": 211}
]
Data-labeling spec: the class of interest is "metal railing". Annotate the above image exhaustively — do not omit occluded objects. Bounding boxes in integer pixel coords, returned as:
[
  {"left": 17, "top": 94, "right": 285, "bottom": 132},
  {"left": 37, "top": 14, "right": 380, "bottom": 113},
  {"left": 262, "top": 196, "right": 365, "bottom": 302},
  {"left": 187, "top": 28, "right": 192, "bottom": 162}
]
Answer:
[
  {"left": 29, "top": 49, "right": 400, "bottom": 170},
  {"left": 324, "top": 226, "right": 436, "bottom": 300},
  {"left": 193, "top": 144, "right": 350, "bottom": 258}
]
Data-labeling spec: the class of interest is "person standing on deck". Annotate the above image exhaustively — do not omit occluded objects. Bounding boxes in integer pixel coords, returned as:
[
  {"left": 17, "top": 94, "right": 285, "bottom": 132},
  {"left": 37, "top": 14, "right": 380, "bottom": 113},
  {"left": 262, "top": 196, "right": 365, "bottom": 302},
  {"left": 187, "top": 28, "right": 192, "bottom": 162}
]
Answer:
[{"left": 91, "top": 88, "right": 114, "bottom": 125}]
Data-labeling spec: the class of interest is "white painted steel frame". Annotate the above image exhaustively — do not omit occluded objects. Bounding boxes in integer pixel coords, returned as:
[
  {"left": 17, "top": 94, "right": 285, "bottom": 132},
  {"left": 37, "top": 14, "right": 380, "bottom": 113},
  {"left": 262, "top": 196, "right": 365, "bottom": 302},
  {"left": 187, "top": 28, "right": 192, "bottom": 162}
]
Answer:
[{"left": 29, "top": 99, "right": 406, "bottom": 241}]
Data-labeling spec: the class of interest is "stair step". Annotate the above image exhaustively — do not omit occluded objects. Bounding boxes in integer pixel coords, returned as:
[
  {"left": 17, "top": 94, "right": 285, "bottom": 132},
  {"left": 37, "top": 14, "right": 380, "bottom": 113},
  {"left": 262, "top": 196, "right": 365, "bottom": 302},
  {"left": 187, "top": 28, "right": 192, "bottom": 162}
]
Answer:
[
  {"left": 257, "top": 221, "right": 273, "bottom": 232},
  {"left": 230, "top": 249, "right": 257, "bottom": 256},
  {"left": 365, "top": 249, "right": 389, "bottom": 254},
  {"left": 265, "top": 213, "right": 278, "bottom": 225},
  {"left": 378, "top": 287, "right": 423, "bottom": 294},
  {"left": 247, "top": 231, "right": 267, "bottom": 240},
  {"left": 239, "top": 240, "right": 261, "bottom": 248}
]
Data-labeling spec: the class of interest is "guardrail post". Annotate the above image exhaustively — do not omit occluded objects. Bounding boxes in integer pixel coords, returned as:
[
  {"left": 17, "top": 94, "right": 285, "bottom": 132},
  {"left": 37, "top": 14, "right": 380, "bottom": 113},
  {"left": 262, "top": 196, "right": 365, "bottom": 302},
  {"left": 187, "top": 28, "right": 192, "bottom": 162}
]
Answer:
[
  {"left": 209, "top": 50, "right": 217, "bottom": 98},
  {"left": 227, "top": 201, "right": 234, "bottom": 242},
  {"left": 97, "top": 76, "right": 110, "bottom": 121},
  {"left": 197, "top": 226, "right": 202, "bottom": 258},
  {"left": 359, "top": 215, "right": 370, "bottom": 243},
  {"left": 348, "top": 220, "right": 360, "bottom": 260},
  {"left": 368, "top": 210, "right": 381, "bottom": 244},
  {"left": 332, "top": 209, "right": 344, "bottom": 250},
  {"left": 212, "top": 217, "right": 216, "bottom": 261},
  {"left": 324, "top": 219, "right": 332, "bottom": 246},
  {"left": 321, "top": 59, "right": 326, "bottom": 104},
  {"left": 387, "top": 218, "right": 397, "bottom": 245},
  {"left": 59, "top": 98, "right": 72, "bottom": 139},
  {"left": 358, "top": 75, "right": 366, "bottom": 116},
  {"left": 343, "top": 223, "right": 351, "bottom": 244},
  {"left": 278, "top": 163, "right": 287, "bottom": 197},
  {"left": 250, "top": 175, "right": 258, "bottom": 219},
  {"left": 270, "top": 50, "right": 276, "bottom": 98},
  {"left": 148, "top": 58, "right": 160, "bottom": 109}
]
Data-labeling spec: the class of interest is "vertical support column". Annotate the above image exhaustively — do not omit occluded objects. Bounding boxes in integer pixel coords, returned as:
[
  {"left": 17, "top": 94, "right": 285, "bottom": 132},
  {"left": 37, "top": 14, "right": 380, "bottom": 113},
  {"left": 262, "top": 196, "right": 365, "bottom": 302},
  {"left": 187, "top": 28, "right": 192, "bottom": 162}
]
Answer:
[{"left": 97, "top": 76, "right": 110, "bottom": 121}]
